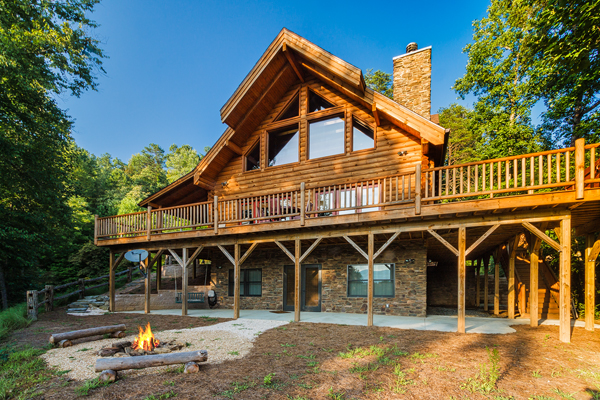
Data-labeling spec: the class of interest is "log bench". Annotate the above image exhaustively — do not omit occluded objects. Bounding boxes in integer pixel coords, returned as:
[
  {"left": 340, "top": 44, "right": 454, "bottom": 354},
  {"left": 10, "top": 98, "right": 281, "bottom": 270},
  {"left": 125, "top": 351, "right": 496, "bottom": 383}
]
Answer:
[{"left": 49, "top": 324, "right": 126, "bottom": 347}]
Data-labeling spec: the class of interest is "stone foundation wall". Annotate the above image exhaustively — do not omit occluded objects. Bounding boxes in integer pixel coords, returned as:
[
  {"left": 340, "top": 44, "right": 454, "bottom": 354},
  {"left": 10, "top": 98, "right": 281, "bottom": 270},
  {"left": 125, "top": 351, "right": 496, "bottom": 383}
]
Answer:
[
  {"left": 114, "top": 285, "right": 212, "bottom": 311},
  {"left": 211, "top": 241, "right": 427, "bottom": 317}
]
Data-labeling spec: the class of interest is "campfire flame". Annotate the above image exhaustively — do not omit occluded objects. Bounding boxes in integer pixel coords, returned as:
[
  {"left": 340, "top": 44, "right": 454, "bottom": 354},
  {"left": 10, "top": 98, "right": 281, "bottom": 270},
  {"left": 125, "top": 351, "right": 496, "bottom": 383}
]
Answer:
[{"left": 132, "top": 322, "right": 159, "bottom": 351}]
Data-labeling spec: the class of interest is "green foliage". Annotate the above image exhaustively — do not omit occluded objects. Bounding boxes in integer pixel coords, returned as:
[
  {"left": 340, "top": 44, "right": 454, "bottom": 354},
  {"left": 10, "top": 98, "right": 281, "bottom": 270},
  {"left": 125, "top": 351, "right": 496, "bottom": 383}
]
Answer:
[
  {"left": 438, "top": 104, "right": 482, "bottom": 165},
  {"left": 165, "top": 144, "right": 203, "bottom": 183},
  {"left": 461, "top": 346, "right": 501, "bottom": 394},
  {"left": 263, "top": 372, "right": 276, "bottom": 386},
  {"left": 0, "top": 303, "right": 30, "bottom": 341},
  {"left": 74, "top": 377, "right": 112, "bottom": 396},
  {"left": 0, "top": 345, "right": 54, "bottom": 399},
  {"left": 364, "top": 69, "right": 393, "bottom": 99}
]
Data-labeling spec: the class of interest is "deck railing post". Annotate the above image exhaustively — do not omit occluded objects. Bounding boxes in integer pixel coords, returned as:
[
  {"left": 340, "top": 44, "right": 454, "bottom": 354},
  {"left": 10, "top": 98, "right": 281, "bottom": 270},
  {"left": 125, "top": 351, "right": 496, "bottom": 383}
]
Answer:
[
  {"left": 146, "top": 206, "right": 152, "bottom": 241},
  {"left": 575, "top": 138, "right": 585, "bottom": 199},
  {"left": 45, "top": 285, "right": 54, "bottom": 312},
  {"left": 415, "top": 164, "right": 422, "bottom": 215},
  {"left": 214, "top": 196, "right": 219, "bottom": 234},
  {"left": 300, "top": 182, "right": 306, "bottom": 226},
  {"left": 78, "top": 279, "right": 85, "bottom": 299},
  {"left": 127, "top": 266, "right": 133, "bottom": 283},
  {"left": 94, "top": 215, "right": 98, "bottom": 245},
  {"left": 27, "top": 290, "right": 38, "bottom": 321}
]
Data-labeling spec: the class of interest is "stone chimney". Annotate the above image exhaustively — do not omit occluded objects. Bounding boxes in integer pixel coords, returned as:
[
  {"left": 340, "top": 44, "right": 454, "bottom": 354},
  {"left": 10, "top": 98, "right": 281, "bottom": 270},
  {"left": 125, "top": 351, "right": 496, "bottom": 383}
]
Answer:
[{"left": 393, "top": 43, "right": 431, "bottom": 120}]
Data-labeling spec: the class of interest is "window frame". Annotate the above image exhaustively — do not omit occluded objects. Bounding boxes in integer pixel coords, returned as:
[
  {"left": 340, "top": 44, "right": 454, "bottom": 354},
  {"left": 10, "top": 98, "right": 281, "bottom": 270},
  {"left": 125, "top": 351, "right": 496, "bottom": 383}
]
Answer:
[
  {"left": 306, "top": 112, "right": 346, "bottom": 161},
  {"left": 243, "top": 137, "right": 262, "bottom": 172},
  {"left": 351, "top": 116, "right": 376, "bottom": 153},
  {"left": 228, "top": 268, "right": 262, "bottom": 297},
  {"left": 306, "top": 88, "right": 337, "bottom": 114},
  {"left": 266, "top": 123, "right": 300, "bottom": 169},
  {"left": 346, "top": 263, "right": 395, "bottom": 298}
]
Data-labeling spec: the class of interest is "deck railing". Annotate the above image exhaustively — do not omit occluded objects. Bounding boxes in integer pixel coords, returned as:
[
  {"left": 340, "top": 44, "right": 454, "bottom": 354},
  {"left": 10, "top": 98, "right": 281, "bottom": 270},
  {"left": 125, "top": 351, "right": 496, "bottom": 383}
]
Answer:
[{"left": 95, "top": 139, "right": 600, "bottom": 241}]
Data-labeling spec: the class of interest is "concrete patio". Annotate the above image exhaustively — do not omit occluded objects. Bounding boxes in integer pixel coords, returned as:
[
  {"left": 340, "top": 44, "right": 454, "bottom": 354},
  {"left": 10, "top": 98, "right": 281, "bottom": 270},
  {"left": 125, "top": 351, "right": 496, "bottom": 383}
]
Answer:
[{"left": 120, "top": 309, "right": 600, "bottom": 334}]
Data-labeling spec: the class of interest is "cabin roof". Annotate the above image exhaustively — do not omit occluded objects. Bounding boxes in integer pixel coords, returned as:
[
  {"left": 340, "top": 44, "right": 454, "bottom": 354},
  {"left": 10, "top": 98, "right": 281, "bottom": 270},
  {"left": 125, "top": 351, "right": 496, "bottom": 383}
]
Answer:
[{"left": 139, "top": 28, "right": 447, "bottom": 208}]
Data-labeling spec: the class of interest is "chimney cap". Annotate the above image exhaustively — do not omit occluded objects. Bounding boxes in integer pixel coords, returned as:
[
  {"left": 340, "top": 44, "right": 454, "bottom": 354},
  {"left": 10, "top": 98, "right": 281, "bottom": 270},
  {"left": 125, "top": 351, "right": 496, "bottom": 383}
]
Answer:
[{"left": 406, "top": 42, "right": 418, "bottom": 53}]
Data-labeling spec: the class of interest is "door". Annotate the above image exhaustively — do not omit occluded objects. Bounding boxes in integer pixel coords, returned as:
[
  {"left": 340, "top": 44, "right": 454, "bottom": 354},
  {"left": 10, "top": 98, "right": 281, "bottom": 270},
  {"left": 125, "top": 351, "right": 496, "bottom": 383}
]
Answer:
[{"left": 283, "top": 265, "right": 321, "bottom": 312}]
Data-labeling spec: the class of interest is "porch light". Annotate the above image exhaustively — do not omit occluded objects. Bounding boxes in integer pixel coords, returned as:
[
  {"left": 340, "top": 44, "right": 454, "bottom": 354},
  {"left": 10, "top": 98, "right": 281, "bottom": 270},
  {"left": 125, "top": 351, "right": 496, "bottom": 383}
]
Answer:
[
  {"left": 222, "top": 181, "right": 229, "bottom": 187},
  {"left": 398, "top": 151, "right": 408, "bottom": 156}
]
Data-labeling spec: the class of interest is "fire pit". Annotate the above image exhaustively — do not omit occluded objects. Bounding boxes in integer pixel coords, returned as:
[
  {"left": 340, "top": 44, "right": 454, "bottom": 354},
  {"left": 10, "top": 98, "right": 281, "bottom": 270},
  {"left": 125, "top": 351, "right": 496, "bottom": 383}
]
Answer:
[{"left": 98, "top": 323, "right": 185, "bottom": 357}]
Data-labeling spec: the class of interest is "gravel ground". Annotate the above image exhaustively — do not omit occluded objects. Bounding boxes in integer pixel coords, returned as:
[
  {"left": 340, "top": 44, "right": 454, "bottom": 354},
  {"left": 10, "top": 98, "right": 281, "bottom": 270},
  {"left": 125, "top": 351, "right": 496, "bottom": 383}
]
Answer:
[{"left": 41, "top": 318, "right": 288, "bottom": 381}]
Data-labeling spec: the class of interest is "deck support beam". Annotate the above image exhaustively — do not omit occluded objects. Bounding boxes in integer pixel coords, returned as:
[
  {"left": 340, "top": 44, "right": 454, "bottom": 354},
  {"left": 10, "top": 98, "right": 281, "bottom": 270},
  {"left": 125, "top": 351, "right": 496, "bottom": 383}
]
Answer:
[
  {"left": 559, "top": 216, "right": 572, "bottom": 343},
  {"left": 530, "top": 236, "right": 541, "bottom": 327},
  {"left": 295, "top": 239, "right": 301, "bottom": 322},
  {"left": 458, "top": 226, "right": 467, "bottom": 333},
  {"left": 586, "top": 235, "right": 599, "bottom": 331},
  {"left": 156, "top": 255, "right": 162, "bottom": 291},
  {"left": 494, "top": 249, "right": 500, "bottom": 316},
  {"left": 483, "top": 255, "right": 489, "bottom": 312},
  {"left": 234, "top": 244, "right": 240, "bottom": 319},
  {"left": 368, "top": 233, "right": 374, "bottom": 327},
  {"left": 475, "top": 259, "right": 480, "bottom": 308},
  {"left": 145, "top": 254, "right": 151, "bottom": 314}
]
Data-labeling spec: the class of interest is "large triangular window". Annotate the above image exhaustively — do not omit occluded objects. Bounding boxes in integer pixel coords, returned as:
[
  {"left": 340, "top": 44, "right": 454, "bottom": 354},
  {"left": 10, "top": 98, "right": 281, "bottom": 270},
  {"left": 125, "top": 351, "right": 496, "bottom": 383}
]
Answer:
[
  {"left": 274, "top": 93, "right": 299, "bottom": 122},
  {"left": 308, "top": 90, "right": 335, "bottom": 113},
  {"left": 245, "top": 139, "right": 261, "bottom": 171}
]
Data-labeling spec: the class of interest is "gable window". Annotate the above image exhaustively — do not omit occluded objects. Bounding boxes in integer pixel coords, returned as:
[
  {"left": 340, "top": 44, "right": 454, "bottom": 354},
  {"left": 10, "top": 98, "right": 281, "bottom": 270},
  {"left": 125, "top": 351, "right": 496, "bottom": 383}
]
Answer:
[
  {"left": 228, "top": 269, "right": 262, "bottom": 296},
  {"left": 268, "top": 125, "right": 299, "bottom": 167},
  {"left": 308, "top": 116, "right": 345, "bottom": 159},
  {"left": 308, "top": 90, "right": 335, "bottom": 113},
  {"left": 353, "top": 118, "right": 374, "bottom": 151},
  {"left": 347, "top": 264, "right": 395, "bottom": 297},
  {"left": 275, "top": 93, "right": 299, "bottom": 122},
  {"left": 245, "top": 139, "right": 261, "bottom": 171}
]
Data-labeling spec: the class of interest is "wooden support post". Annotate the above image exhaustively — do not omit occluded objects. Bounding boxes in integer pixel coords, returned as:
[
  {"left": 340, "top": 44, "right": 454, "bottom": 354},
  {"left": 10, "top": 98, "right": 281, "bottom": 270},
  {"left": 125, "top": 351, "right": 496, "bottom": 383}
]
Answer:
[
  {"left": 79, "top": 279, "right": 85, "bottom": 299},
  {"left": 94, "top": 215, "right": 98, "bottom": 246},
  {"left": 144, "top": 255, "right": 151, "bottom": 314},
  {"left": 494, "top": 252, "right": 500, "bottom": 316},
  {"left": 45, "top": 285, "right": 54, "bottom": 312},
  {"left": 508, "top": 237, "right": 518, "bottom": 319},
  {"left": 234, "top": 244, "right": 240, "bottom": 319},
  {"left": 27, "top": 291, "right": 38, "bottom": 321},
  {"left": 415, "top": 164, "right": 422, "bottom": 215},
  {"left": 147, "top": 205, "right": 152, "bottom": 241},
  {"left": 585, "top": 234, "right": 597, "bottom": 331},
  {"left": 295, "top": 239, "right": 301, "bottom": 322},
  {"left": 559, "top": 217, "right": 571, "bottom": 343},
  {"left": 127, "top": 265, "right": 132, "bottom": 283},
  {"left": 368, "top": 232, "right": 374, "bottom": 327},
  {"left": 458, "top": 227, "right": 466, "bottom": 333},
  {"left": 300, "top": 182, "right": 306, "bottom": 226},
  {"left": 475, "top": 259, "right": 480, "bottom": 308},
  {"left": 214, "top": 196, "right": 219, "bottom": 235},
  {"left": 182, "top": 248, "right": 188, "bottom": 316},
  {"left": 575, "top": 138, "right": 585, "bottom": 200},
  {"left": 156, "top": 255, "right": 162, "bottom": 291},
  {"left": 484, "top": 256, "right": 489, "bottom": 312},
  {"left": 109, "top": 252, "right": 124, "bottom": 312},
  {"left": 530, "top": 237, "right": 541, "bottom": 327}
]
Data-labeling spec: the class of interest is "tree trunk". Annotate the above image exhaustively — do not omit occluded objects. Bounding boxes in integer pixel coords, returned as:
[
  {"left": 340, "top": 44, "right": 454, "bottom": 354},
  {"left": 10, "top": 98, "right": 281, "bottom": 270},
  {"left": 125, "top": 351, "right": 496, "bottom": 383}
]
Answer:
[{"left": 0, "top": 263, "right": 8, "bottom": 311}]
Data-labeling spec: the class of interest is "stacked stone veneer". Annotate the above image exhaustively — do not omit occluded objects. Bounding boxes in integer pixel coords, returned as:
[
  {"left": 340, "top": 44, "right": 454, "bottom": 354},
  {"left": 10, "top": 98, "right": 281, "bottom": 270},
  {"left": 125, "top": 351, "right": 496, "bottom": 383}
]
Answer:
[
  {"left": 393, "top": 47, "right": 431, "bottom": 120},
  {"left": 114, "top": 285, "right": 212, "bottom": 311},
  {"left": 211, "top": 241, "right": 427, "bottom": 317}
]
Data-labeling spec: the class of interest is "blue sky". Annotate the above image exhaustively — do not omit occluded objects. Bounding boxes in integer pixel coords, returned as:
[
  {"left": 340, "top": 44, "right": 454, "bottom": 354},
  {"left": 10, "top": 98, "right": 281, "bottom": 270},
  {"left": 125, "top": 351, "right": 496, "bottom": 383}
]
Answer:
[{"left": 58, "top": 0, "right": 490, "bottom": 162}]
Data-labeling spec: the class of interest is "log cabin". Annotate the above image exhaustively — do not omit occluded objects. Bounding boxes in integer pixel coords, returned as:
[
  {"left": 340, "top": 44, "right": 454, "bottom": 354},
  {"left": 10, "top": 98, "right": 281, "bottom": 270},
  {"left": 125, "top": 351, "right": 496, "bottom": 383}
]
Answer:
[{"left": 95, "top": 28, "right": 600, "bottom": 343}]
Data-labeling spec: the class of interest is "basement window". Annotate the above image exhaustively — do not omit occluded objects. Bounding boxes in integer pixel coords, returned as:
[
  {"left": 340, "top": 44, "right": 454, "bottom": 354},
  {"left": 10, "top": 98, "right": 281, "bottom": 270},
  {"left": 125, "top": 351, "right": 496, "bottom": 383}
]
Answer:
[
  {"left": 347, "top": 264, "right": 395, "bottom": 297},
  {"left": 268, "top": 125, "right": 299, "bottom": 167},
  {"left": 245, "top": 140, "right": 261, "bottom": 171},
  {"left": 308, "top": 90, "right": 335, "bottom": 113},
  {"left": 308, "top": 116, "right": 345, "bottom": 159},
  {"left": 228, "top": 269, "right": 262, "bottom": 296},
  {"left": 353, "top": 118, "right": 374, "bottom": 151}
]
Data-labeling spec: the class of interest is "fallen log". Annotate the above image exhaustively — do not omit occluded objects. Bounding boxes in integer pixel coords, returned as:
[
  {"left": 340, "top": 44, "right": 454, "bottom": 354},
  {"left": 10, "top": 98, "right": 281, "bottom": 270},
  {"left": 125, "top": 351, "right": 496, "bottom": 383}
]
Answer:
[
  {"left": 49, "top": 324, "right": 126, "bottom": 344},
  {"left": 95, "top": 350, "right": 208, "bottom": 372}
]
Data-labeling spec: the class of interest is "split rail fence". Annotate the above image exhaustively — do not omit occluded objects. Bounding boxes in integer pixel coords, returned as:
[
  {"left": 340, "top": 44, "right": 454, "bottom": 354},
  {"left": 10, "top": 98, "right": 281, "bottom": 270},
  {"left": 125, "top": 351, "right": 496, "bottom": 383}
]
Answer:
[{"left": 26, "top": 267, "right": 140, "bottom": 320}]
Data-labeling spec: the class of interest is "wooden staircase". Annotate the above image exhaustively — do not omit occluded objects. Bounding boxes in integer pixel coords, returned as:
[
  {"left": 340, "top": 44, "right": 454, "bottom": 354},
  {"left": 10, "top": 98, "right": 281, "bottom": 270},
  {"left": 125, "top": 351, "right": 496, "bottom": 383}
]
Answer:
[{"left": 514, "top": 253, "right": 560, "bottom": 320}]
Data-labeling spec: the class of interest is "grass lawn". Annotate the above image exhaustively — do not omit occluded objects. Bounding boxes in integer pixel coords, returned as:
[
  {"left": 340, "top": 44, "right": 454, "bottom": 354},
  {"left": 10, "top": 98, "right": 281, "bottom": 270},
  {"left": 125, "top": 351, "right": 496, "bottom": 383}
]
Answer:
[{"left": 2, "top": 309, "right": 600, "bottom": 400}]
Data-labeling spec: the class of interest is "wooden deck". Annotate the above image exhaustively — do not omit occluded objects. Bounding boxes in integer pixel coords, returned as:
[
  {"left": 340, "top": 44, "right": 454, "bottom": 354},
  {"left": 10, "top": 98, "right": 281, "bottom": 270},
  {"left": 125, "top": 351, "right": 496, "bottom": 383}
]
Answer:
[{"left": 95, "top": 142, "right": 600, "bottom": 247}]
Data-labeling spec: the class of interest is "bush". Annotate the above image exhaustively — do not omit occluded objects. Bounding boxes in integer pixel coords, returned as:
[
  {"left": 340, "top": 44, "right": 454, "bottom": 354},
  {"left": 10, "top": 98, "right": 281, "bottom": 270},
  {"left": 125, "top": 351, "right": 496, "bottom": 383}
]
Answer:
[{"left": 0, "top": 304, "right": 30, "bottom": 341}]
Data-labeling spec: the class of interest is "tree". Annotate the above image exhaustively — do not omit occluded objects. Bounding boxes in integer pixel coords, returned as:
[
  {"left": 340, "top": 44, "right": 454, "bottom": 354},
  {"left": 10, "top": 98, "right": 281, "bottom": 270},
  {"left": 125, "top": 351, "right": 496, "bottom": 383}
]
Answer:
[
  {"left": 126, "top": 144, "right": 168, "bottom": 194},
  {"left": 438, "top": 104, "right": 482, "bottom": 165},
  {"left": 454, "top": 0, "right": 545, "bottom": 158},
  {"left": 165, "top": 144, "right": 201, "bottom": 183},
  {"left": 364, "top": 69, "right": 393, "bottom": 99},
  {"left": 524, "top": 0, "right": 600, "bottom": 146},
  {"left": 0, "top": 0, "right": 104, "bottom": 308}
]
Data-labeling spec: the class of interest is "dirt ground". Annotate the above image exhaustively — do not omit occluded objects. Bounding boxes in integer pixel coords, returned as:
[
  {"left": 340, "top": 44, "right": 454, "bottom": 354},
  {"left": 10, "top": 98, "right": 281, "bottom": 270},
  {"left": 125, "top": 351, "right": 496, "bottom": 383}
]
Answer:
[{"left": 9, "top": 309, "right": 600, "bottom": 400}]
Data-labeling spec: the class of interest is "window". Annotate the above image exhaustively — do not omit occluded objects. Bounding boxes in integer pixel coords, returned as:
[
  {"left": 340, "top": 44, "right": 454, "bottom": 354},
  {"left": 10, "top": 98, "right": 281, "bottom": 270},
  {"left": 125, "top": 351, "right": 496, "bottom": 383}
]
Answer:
[
  {"left": 228, "top": 269, "right": 262, "bottom": 296},
  {"left": 308, "top": 116, "right": 345, "bottom": 159},
  {"left": 245, "top": 139, "right": 261, "bottom": 171},
  {"left": 308, "top": 90, "right": 335, "bottom": 113},
  {"left": 347, "top": 264, "right": 394, "bottom": 297},
  {"left": 353, "top": 118, "right": 374, "bottom": 151},
  {"left": 275, "top": 93, "right": 299, "bottom": 121},
  {"left": 268, "top": 125, "right": 299, "bottom": 167}
]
